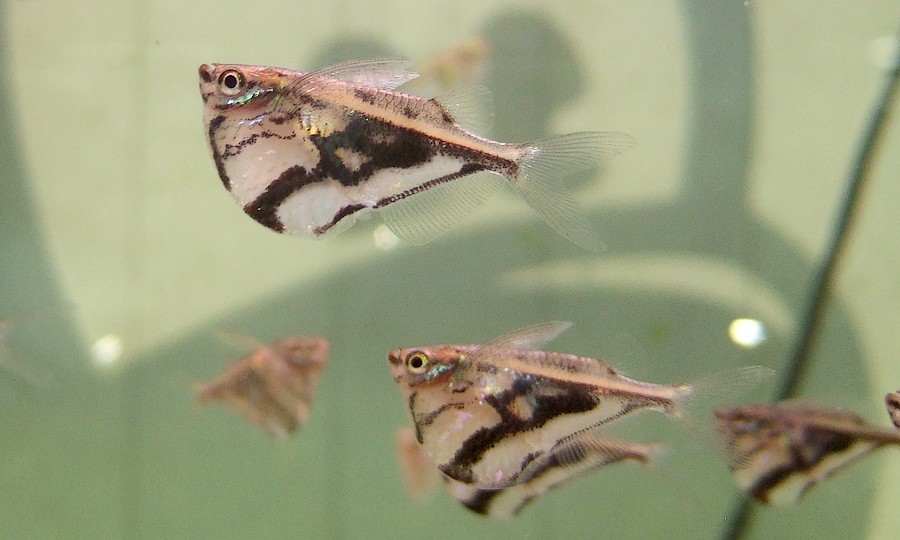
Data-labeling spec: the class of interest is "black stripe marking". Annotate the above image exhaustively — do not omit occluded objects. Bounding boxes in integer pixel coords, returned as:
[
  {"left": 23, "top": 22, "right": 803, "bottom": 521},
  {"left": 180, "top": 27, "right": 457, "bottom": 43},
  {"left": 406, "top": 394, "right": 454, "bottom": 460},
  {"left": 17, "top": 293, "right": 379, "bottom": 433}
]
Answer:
[
  {"left": 243, "top": 165, "right": 314, "bottom": 232},
  {"left": 313, "top": 204, "right": 367, "bottom": 236},
  {"left": 747, "top": 430, "right": 859, "bottom": 502},
  {"left": 207, "top": 115, "right": 230, "bottom": 190},
  {"left": 374, "top": 163, "right": 486, "bottom": 208},
  {"left": 439, "top": 384, "right": 599, "bottom": 484},
  {"left": 234, "top": 101, "right": 515, "bottom": 234},
  {"left": 222, "top": 130, "right": 296, "bottom": 159},
  {"left": 460, "top": 488, "right": 502, "bottom": 515}
]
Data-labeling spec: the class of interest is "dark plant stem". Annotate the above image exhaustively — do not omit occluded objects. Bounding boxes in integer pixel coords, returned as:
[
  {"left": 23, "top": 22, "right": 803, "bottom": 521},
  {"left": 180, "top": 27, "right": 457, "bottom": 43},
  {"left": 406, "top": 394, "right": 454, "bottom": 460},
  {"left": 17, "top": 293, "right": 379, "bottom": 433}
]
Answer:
[{"left": 721, "top": 40, "right": 900, "bottom": 540}]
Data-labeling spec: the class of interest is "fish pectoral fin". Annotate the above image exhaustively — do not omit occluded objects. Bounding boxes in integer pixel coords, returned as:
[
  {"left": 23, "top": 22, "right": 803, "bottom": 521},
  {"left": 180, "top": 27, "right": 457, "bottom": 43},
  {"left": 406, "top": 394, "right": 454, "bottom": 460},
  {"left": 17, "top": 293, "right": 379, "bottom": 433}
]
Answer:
[
  {"left": 303, "top": 58, "right": 419, "bottom": 90},
  {"left": 378, "top": 171, "right": 504, "bottom": 246},
  {"left": 513, "top": 132, "right": 636, "bottom": 251},
  {"left": 434, "top": 85, "right": 494, "bottom": 135}
]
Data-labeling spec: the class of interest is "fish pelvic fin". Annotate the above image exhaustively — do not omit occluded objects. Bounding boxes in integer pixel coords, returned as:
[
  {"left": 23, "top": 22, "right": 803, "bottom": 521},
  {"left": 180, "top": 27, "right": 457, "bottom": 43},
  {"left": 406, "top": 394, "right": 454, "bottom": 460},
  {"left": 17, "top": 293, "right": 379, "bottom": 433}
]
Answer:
[{"left": 512, "top": 132, "right": 635, "bottom": 251}]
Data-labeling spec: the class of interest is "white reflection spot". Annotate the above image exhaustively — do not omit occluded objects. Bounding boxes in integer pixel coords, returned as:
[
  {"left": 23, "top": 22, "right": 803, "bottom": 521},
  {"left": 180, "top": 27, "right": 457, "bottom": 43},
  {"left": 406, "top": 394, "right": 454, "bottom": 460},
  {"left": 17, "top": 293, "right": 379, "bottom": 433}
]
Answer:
[
  {"left": 728, "top": 318, "right": 767, "bottom": 349},
  {"left": 373, "top": 224, "right": 400, "bottom": 250},
  {"left": 91, "top": 334, "right": 123, "bottom": 367}
]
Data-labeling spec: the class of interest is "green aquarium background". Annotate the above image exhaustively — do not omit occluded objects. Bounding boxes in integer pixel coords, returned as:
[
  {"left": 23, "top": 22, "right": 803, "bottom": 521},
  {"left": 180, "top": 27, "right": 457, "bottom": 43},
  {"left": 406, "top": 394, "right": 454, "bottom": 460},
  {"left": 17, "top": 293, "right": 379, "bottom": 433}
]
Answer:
[{"left": 1, "top": 1, "right": 898, "bottom": 539}]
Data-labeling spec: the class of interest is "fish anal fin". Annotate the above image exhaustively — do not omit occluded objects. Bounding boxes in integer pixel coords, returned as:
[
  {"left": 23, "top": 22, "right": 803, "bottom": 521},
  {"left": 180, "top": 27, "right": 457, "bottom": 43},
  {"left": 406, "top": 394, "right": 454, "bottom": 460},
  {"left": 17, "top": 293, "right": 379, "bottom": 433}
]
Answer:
[
  {"left": 379, "top": 171, "right": 504, "bottom": 246},
  {"left": 551, "top": 430, "right": 664, "bottom": 473}
]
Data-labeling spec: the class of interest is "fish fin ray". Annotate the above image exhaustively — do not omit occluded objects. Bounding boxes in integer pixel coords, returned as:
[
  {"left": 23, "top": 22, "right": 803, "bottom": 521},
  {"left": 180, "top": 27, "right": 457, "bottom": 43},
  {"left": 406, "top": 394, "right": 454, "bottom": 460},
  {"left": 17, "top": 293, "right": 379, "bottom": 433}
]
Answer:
[
  {"left": 551, "top": 431, "right": 665, "bottom": 472},
  {"left": 434, "top": 85, "right": 494, "bottom": 134},
  {"left": 302, "top": 58, "right": 419, "bottom": 90},
  {"left": 455, "top": 321, "right": 573, "bottom": 389},
  {"left": 474, "top": 321, "right": 573, "bottom": 354},
  {"left": 678, "top": 365, "right": 776, "bottom": 449},
  {"left": 379, "top": 172, "right": 504, "bottom": 245},
  {"left": 513, "top": 132, "right": 635, "bottom": 251}
]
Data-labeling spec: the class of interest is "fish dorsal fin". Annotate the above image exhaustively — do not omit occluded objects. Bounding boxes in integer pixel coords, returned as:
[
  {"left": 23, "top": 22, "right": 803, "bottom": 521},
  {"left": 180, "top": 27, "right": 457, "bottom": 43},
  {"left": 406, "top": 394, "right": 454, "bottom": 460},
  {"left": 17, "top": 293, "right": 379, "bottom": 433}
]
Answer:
[
  {"left": 453, "top": 321, "right": 573, "bottom": 389},
  {"left": 379, "top": 171, "right": 504, "bottom": 246},
  {"left": 303, "top": 58, "right": 419, "bottom": 90},
  {"left": 472, "top": 321, "right": 573, "bottom": 355},
  {"left": 434, "top": 85, "right": 494, "bottom": 134}
]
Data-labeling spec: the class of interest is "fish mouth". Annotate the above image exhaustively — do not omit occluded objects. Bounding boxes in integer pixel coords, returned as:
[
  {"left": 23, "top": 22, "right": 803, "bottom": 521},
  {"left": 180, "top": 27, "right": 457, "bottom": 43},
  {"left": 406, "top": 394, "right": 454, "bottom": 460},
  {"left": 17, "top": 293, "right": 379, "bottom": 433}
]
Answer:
[
  {"left": 199, "top": 64, "right": 214, "bottom": 83},
  {"left": 388, "top": 349, "right": 403, "bottom": 366}
]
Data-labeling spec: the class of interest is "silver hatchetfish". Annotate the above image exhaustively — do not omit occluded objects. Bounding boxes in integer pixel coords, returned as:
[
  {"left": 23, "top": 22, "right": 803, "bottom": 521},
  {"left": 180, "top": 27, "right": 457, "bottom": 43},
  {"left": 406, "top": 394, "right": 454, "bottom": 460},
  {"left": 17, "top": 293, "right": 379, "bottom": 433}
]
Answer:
[
  {"left": 886, "top": 391, "right": 900, "bottom": 429},
  {"left": 198, "top": 58, "right": 634, "bottom": 250},
  {"left": 197, "top": 336, "right": 330, "bottom": 439},
  {"left": 715, "top": 401, "right": 900, "bottom": 505},
  {"left": 394, "top": 426, "right": 663, "bottom": 518},
  {"left": 388, "top": 321, "right": 769, "bottom": 489}
]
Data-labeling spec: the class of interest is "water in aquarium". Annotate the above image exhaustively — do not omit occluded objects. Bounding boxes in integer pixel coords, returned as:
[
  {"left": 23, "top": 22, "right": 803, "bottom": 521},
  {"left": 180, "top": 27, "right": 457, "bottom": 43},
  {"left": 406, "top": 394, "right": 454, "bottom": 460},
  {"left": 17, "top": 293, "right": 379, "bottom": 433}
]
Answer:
[{"left": 1, "top": 2, "right": 899, "bottom": 539}]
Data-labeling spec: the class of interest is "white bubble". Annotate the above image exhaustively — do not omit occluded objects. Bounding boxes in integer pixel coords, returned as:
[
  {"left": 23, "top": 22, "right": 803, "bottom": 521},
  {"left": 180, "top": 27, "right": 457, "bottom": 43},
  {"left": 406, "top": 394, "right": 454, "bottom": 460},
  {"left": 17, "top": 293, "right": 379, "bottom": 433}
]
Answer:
[
  {"left": 728, "top": 318, "right": 767, "bottom": 349},
  {"left": 373, "top": 224, "right": 400, "bottom": 250},
  {"left": 91, "top": 334, "right": 123, "bottom": 367}
]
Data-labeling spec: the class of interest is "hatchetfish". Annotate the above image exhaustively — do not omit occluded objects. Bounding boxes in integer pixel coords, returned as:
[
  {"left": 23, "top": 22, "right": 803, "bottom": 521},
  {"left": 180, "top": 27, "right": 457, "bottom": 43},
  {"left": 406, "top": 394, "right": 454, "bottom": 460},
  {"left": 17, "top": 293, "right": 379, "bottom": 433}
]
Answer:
[
  {"left": 714, "top": 402, "right": 900, "bottom": 505},
  {"left": 197, "top": 335, "right": 330, "bottom": 439},
  {"left": 388, "top": 321, "right": 769, "bottom": 489},
  {"left": 886, "top": 391, "right": 900, "bottom": 429},
  {"left": 198, "top": 58, "right": 634, "bottom": 250}
]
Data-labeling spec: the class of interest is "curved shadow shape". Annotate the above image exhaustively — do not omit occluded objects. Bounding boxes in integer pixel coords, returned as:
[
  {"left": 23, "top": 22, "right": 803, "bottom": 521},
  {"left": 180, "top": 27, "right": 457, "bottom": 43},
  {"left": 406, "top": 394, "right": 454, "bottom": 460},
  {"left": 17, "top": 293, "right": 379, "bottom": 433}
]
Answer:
[{"left": 127, "top": 6, "right": 871, "bottom": 540}]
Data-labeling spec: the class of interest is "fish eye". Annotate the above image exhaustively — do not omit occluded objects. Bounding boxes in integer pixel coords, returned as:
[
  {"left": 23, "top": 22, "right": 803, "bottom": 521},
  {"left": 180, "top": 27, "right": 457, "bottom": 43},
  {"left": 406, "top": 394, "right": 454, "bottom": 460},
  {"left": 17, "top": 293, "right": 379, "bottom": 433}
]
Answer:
[
  {"left": 217, "top": 69, "right": 244, "bottom": 96},
  {"left": 405, "top": 351, "right": 429, "bottom": 374}
]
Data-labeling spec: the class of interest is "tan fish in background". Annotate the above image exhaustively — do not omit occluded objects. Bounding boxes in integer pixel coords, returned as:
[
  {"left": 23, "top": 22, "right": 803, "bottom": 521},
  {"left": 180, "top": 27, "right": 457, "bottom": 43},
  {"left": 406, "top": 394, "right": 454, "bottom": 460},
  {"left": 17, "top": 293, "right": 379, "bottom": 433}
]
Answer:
[
  {"left": 395, "top": 427, "right": 440, "bottom": 504},
  {"left": 198, "top": 58, "right": 633, "bottom": 250},
  {"left": 388, "top": 321, "right": 769, "bottom": 489},
  {"left": 403, "top": 38, "right": 490, "bottom": 97},
  {"left": 715, "top": 402, "right": 900, "bottom": 505},
  {"left": 197, "top": 336, "right": 330, "bottom": 438},
  {"left": 886, "top": 391, "right": 900, "bottom": 429}
]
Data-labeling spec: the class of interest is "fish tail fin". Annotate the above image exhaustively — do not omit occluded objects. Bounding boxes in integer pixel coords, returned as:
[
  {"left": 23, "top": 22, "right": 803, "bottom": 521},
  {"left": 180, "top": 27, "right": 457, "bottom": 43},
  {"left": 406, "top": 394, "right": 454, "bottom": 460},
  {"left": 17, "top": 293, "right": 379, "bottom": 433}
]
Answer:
[
  {"left": 512, "top": 132, "right": 634, "bottom": 251},
  {"left": 673, "top": 365, "right": 775, "bottom": 446}
]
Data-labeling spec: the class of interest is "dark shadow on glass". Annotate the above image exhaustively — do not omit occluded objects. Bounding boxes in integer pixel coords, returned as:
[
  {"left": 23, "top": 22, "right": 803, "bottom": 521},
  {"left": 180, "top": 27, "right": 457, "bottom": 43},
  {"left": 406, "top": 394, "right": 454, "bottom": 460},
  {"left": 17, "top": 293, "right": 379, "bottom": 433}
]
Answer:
[{"left": 126, "top": 5, "right": 871, "bottom": 539}]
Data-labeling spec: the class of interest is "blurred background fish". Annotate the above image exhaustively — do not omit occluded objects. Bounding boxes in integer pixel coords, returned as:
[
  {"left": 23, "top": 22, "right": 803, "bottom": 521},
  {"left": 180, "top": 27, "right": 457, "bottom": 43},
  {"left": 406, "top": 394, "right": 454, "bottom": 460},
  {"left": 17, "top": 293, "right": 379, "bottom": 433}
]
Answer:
[
  {"left": 403, "top": 37, "right": 490, "bottom": 98},
  {"left": 196, "top": 335, "right": 330, "bottom": 439},
  {"left": 395, "top": 427, "right": 440, "bottom": 504},
  {"left": 885, "top": 391, "right": 900, "bottom": 429},
  {"left": 715, "top": 402, "right": 900, "bottom": 505}
]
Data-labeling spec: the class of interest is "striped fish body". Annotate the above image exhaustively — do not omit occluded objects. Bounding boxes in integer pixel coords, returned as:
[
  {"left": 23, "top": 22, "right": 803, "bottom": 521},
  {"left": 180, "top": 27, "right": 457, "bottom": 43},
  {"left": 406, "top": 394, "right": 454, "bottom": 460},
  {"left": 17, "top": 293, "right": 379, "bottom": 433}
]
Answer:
[
  {"left": 387, "top": 322, "right": 704, "bottom": 489},
  {"left": 715, "top": 403, "right": 900, "bottom": 505},
  {"left": 198, "top": 59, "right": 633, "bottom": 249},
  {"left": 443, "top": 435, "right": 662, "bottom": 518}
]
